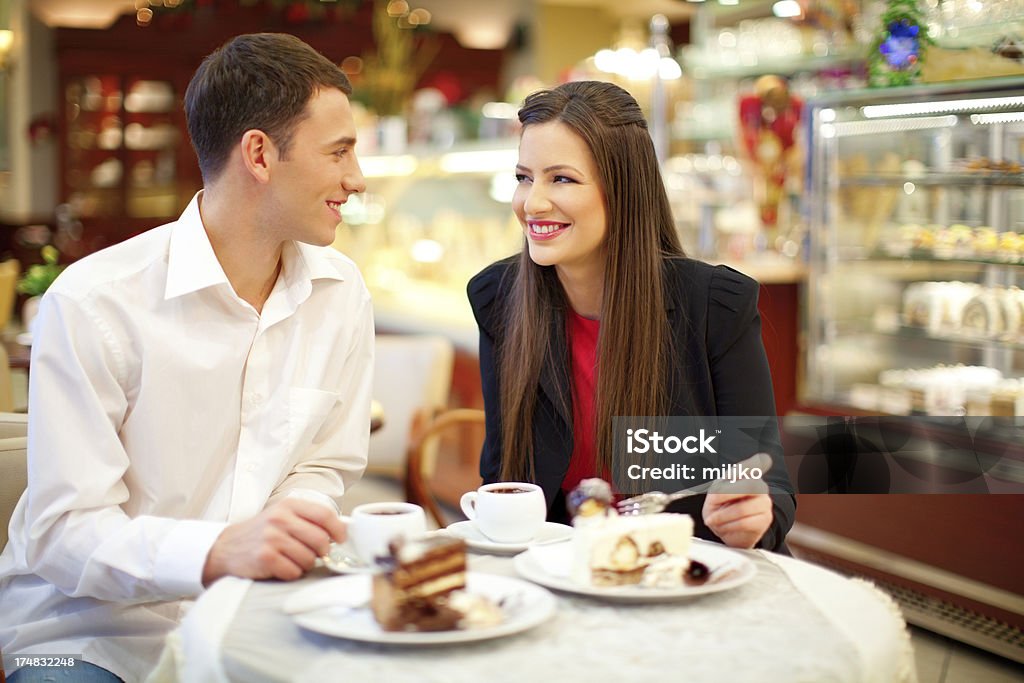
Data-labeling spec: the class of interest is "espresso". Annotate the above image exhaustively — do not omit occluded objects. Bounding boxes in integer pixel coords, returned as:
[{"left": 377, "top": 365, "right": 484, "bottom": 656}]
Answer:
[
  {"left": 367, "top": 510, "right": 406, "bottom": 515},
  {"left": 489, "top": 487, "right": 532, "bottom": 494}
]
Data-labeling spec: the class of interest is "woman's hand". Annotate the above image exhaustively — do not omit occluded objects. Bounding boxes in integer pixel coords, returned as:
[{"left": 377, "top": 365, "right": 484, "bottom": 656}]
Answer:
[{"left": 702, "top": 491, "right": 772, "bottom": 549}]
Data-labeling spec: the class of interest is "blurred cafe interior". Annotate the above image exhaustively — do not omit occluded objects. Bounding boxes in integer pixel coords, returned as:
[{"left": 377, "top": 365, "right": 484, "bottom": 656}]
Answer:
[{"left": 0, "top": 0, "right": 1023, "bottom": 677}]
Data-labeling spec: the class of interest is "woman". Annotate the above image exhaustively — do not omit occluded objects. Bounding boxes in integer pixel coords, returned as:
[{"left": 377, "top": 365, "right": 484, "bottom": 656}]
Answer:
[{"left": 468, "top": 81, "right": 795, "bottom": 551}]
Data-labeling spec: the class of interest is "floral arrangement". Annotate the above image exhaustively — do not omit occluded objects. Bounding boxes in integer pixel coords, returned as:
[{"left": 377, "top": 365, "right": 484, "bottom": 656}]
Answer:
[
  {"left": 868, "top": 0, "right": 935, "bottom": 87},
  {"left": 357, "top": 0, "right": 438, "bottom": 117},
  {"left": 17, "top": 245, "right": 64, "bottom": 297}
]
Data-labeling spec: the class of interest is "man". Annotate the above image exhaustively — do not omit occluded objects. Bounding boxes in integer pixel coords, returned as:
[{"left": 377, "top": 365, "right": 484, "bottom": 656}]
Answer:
[{"left": 0, "top": 33, "right": 370, "bottom": 682}]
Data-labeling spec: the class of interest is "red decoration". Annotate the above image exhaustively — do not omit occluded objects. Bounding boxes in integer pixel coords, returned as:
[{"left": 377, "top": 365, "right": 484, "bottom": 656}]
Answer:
[
  {"left": 27, "top": 115, "right": 57, "bottom": 145},
  {"left": 284, "top": 2, "right": 310, "bottom": 23},
  {"left": 422, "top": 72, "right": 463, "bottom": 105},
  {"left": 738, "top": 76, "right": 803, "bottom": 228}
]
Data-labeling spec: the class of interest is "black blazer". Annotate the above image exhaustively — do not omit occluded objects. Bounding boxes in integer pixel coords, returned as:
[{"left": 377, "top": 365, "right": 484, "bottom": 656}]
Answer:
[{"left": 467, "top": 256, "right": 796, "bottom": 552}]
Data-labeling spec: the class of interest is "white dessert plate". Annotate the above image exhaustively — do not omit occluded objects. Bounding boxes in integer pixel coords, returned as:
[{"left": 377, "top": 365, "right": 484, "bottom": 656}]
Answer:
[
  {"left": 513, "top": 538, "right": 756, "bottom": 603},
  {"left": 288, "top": 572, "right": 557, "bottom": 645},
  {"left": 445, "top": 521, "right": 573, "bottom": 554}
]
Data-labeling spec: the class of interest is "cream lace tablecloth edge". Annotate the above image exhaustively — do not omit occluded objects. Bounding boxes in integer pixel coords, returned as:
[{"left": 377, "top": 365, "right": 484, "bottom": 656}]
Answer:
[{"left": 760, "top": 552, "right": 917, "bottom": 683}]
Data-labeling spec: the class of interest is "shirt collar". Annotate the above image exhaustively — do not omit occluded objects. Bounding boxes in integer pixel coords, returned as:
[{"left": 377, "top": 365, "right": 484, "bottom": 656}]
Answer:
[
  {"left": 165, "top": 192, "right": 232, "bottom": 300},
  {"left": 165, "top": 192, "right": 347, "bottom": 301},
  {"left": 291, "top": 241, "right": 348, "bottom": 286}
]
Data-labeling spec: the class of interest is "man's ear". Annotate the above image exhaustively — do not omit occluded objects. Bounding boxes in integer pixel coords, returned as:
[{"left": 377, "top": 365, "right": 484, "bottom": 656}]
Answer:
[{"left": 239, "top": 129, "right": 275, "bottom": 184}]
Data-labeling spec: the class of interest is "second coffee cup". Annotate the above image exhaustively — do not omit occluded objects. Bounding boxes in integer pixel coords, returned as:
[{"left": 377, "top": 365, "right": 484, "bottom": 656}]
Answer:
[
  {"left": 459, "top": 482, "right": 546, "bottom": 544},
  {"left": 343, "top": 501, "right": 427, "bottom": 563}
]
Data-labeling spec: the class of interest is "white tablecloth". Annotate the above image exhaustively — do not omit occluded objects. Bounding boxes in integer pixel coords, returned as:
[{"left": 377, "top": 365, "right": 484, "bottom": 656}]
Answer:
[{"left": 149, "top": 547, "right": 916, "bottom": 683}]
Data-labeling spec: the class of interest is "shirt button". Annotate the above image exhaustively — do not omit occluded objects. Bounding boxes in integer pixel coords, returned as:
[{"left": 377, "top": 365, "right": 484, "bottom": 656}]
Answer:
[{"left": 249, "top": 393, "right": 263, "bottom": 405}]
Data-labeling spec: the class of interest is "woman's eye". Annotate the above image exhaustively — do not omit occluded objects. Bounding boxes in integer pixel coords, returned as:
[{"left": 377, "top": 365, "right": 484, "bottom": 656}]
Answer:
[
  {"left": 553, "top": 175, "right": 576, "bottom": 184},
  {"left": 515, "top": 173, "right": 530, "bottom": 183}
]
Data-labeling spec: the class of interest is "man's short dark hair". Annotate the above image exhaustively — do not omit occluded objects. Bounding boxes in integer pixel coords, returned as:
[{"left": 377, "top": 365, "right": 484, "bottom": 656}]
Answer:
[{"left": 184, "top": 33, "right": 352, "bottom": 183}]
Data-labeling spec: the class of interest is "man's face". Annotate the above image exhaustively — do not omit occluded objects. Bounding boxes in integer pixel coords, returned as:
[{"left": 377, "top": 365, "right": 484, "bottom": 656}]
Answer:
[{"left": 268, "top": 87, "right": 365, "bottom": 246}]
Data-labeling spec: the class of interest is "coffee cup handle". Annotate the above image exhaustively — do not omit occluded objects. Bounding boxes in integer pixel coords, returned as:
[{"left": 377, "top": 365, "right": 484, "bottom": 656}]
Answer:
[
  {"left": 337, "top": 515, "right": 352, "bottom": 545},
  {"left": 459, "top": 492, "right": 478, "bottom": 521}
]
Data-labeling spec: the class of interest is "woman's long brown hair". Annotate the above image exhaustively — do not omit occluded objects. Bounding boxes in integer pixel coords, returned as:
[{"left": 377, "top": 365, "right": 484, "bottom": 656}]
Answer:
[{"left": 498, "top": 81, "right": 685, "bottom": 482}]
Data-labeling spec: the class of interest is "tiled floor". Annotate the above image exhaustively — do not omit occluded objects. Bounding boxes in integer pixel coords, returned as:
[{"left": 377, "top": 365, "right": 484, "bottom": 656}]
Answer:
[{"left": 912, "top": 626, "right": 1024, "bottom": 683}]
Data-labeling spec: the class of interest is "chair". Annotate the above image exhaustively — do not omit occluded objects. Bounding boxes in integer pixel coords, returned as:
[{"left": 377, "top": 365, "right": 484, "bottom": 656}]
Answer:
[
  {"left": 0, "top": 412, "right": 29, "bottom": 551},
  {"left": 365, "top": 334, "right": 454, "bottom": 512},
  {"left": 405, "top": 408, "right": 485, "bottom": 528},
  {"left": 0, "top": 344, "right": 14, "bottom": 413},
  {"left": 0, "top": 259, "right": 19, "bottom": 333}
]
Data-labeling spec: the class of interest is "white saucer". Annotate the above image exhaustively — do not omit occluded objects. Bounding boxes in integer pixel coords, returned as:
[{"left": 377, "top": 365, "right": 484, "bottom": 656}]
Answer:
[
  {"left": 15, "top": 333, "right": 31, "bottom": 347},
  {"left": 446, "top": 521, "right": 572, "bottom": 554},
  {"left": 319, "top": 539, "right": 375, "bottom": 574},
  {"left": 319, "top": 530, "right": 451, "bottom": 574}
]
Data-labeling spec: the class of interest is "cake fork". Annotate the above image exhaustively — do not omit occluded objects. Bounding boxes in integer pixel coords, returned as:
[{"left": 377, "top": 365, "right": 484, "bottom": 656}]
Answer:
[
  {"left": 616, "top": 452, "right": 773, "bottom": 515},
  {"left": 615, "top": 479, "right": 716, "bottom": 516}
]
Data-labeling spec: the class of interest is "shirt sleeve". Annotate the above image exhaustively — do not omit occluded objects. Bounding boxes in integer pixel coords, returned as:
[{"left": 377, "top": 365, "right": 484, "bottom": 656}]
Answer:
[
  {"left": 266, "top": 289, "right": 373, "bottom": 509},
  {"left": 707, "top": 266, "right": 796, "bottom": 552},
  {"left": 22, "top": 291, "right": 227, "bottom": 603}
]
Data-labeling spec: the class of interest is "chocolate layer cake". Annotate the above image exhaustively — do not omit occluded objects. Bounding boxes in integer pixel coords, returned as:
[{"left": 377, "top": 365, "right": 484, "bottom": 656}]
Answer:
[{"left": 371, "top": 536, "right": 469, "bottom": 631}]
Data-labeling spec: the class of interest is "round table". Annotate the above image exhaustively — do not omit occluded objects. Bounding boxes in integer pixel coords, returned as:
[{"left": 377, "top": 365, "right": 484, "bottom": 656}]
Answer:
[{"left": 156, "top": 543, "right": 917, "bottom": 683}]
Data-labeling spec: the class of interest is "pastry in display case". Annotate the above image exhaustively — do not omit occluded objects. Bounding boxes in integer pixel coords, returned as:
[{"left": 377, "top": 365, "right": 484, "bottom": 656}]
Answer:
[{"left": 796, "top": 78, "right": 1024, "bottom": 659}]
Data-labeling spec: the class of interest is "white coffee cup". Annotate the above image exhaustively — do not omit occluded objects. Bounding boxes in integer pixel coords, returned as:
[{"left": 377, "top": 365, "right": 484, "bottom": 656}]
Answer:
[
  {"left": 342, "top": 502, "right": 427, "bottom": 563},
  {"left": 459, "top": 482, "right": 546, "bottom": 544}
]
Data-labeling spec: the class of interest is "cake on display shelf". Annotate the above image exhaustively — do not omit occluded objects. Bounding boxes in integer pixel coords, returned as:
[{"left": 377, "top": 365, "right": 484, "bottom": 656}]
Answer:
[
  {"left": 901, "top": 282, "right": 1024, "bottom": 340},
  {"left": 881, "top": 223, "right": 1024, "bottom": 263},
  {"left": 849, "top": 364, "right": 1023, "bottom": 416}
]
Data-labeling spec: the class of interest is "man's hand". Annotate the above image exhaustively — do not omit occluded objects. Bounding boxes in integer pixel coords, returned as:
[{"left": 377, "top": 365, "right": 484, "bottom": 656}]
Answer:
[
  {"left": 702, "top": 492, "right": 772, "bottom": 549},
  {"left": 202, "top": 499, "right": 346, "bottom": 585}
]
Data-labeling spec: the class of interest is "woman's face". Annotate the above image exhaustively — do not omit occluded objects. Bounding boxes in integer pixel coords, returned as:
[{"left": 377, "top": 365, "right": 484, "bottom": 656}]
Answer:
[{"left": 513, "top": 121, "right": 608, "bottom": 274}]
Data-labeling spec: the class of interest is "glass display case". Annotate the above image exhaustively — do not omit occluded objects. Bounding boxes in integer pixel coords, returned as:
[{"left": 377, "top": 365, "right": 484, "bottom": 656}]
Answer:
[
  {"left": 60, "top": 68, "right": 201, "bottom": 251},
  {"left": 795, "top": 80, "right": 1024, "bottom": 660},
  {"left": 804, "top": 77, "right": 1024, "bottom": 417}
]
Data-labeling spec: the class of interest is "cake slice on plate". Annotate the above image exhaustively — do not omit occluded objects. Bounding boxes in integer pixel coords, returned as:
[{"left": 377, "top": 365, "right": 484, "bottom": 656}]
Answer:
[
  {"left": 371, "top": 535, "right": 501, "bottom": 631},
  {"left": 567, "top": 478, "right": 699, "bottom": 588},
  {"left": 571, "top": 513, "right": 695, "bottom": 587}
]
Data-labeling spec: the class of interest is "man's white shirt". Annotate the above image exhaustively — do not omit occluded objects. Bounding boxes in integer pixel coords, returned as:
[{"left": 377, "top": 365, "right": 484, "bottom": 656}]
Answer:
[{"left": 0, "top": 193, "right": 373, "bottom": 681}]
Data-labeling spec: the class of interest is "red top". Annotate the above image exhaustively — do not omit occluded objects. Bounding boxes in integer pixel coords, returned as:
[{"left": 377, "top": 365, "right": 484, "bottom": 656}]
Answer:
[{"left": 562, "top": 308, "right": 601, "bottom": 494}]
